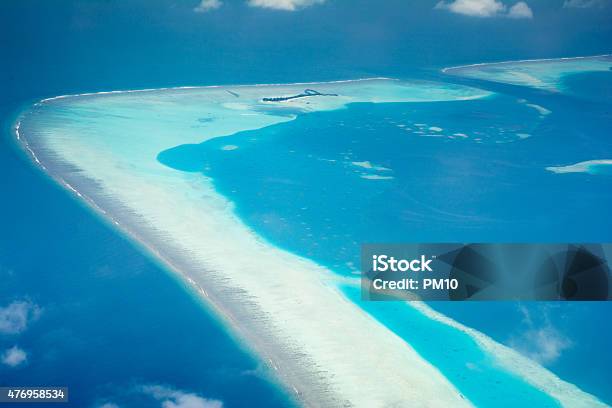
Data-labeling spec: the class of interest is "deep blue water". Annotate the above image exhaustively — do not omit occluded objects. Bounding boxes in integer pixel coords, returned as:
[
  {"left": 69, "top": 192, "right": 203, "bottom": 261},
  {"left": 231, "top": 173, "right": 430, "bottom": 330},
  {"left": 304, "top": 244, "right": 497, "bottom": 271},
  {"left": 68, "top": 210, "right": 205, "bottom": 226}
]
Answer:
[
  {"left": 158, "top": 71, "right": 612, "bottom": 404},
  {"left": 2, "top": 1, "right": 612, "bottom": 407},
  {"left": 562, "top": 71, "right": 612, "bottom": 103}
]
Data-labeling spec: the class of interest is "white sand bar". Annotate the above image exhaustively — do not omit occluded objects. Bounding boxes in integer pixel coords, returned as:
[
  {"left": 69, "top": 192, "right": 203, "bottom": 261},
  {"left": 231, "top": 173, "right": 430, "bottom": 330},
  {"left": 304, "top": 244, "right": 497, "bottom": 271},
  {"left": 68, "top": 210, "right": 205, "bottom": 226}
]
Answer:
[{"left": 14, "top": 78, "right": 605, "bottom": 407}]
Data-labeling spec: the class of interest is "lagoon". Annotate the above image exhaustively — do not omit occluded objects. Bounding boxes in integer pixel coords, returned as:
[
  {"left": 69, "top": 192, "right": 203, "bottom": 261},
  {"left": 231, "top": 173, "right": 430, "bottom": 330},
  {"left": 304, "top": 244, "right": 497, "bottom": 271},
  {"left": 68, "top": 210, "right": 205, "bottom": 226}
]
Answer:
[{"left": 16, "top": 65, "right": 612, "bottom": 406}]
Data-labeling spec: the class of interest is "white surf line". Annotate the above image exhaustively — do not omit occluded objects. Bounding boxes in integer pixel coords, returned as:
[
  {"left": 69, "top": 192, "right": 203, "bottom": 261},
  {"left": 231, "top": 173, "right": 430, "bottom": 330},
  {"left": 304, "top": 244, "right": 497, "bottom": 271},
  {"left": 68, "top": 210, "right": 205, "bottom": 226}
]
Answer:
[
  {"left": 441, "top": 54, "right": 612, "bottom": 73},
  {"left": 36, "top": 77, "right": 395, "bottom": 104},
  {"left": 15, "top": 120, "right": 47, "bottom": 171}
]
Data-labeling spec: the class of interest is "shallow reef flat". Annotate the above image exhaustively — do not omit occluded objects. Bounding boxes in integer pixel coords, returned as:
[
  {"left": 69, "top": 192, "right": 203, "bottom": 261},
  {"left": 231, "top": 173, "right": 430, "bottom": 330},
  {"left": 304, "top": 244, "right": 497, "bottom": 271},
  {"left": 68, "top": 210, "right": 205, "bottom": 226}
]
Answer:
[
  {"left": 443, "top": 55, "right": 612, "bottom": 91},
  {"left": 15, "top": 78, "right": 606, "bottom": 407}
]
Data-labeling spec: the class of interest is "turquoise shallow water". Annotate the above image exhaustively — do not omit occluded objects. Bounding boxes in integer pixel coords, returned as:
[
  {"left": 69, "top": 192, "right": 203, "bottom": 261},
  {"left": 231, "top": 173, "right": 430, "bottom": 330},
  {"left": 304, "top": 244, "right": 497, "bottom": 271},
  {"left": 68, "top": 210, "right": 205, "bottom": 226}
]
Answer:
[
  {"left": 342, "top": 287, "right": 560, "bottom": 408},
  {"left": 431, "top": 301, "right": 612, "bottom": 404},
  {"left": 158, "top": 70, "right": 612, "bottom": 405}
]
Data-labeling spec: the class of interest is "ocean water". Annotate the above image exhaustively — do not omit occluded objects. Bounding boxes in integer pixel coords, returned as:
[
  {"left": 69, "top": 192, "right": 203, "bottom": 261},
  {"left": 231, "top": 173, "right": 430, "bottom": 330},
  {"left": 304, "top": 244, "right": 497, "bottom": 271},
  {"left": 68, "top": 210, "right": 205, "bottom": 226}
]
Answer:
[
  {"left": 17, "top": 74, "right": 607, "bottom": 407},
  {"left": 562, "top": 71, "right": 612, "bottom": 103},
  {"left": 3, "top": 1, "right": 612, "bottom": 407},
  {"left": 7, "top": 67, "right": 612, "bottom": 408},
  {"left": 158, "top": 67, "right": 612, "bottom": 404}
]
